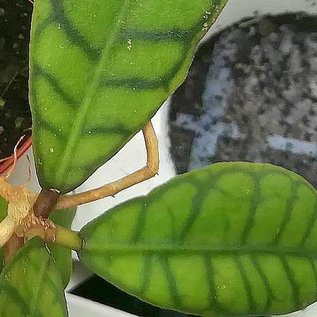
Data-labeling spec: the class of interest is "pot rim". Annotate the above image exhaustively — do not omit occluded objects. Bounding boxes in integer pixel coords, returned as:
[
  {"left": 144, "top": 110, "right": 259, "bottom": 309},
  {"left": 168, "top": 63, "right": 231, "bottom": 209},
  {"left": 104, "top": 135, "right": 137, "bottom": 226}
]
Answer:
[{"left": 0, "top": 137, "right": 32, "bottom": 175}]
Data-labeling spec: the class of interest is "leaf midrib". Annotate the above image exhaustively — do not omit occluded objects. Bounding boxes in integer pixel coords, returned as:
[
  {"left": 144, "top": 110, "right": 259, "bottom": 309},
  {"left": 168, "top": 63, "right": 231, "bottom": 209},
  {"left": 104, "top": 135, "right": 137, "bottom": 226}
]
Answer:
[
  {"left": 55, "top": 0, "right": 131, "bottom": 186},
  {"left": 84, "top": 244, "right": 317, "bottom": 259}
]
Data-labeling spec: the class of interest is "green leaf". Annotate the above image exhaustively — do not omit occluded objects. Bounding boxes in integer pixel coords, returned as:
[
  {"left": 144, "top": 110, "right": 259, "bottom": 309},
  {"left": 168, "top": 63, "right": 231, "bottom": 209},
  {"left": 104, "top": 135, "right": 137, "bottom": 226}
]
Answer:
[
  {"left": 0, "top": 238, "right": 68, "bottom": 317},
  {"left": 0, "top": 196, "right": 75, "bottom": 285},
  {"left": 79, "top": 162, "right": 317, "bottom": 316},
  {"left": 49, "top": 207, "right": 76, "bottom": 287},
  {"left": 0, "top": 197, "right": 7, "bottom": 221},
  {"left": 29, "top": 0, "right": 228, "bottom": 193},
  {"left": 0, "top": 196, "right": 8, "bottom": 273}
]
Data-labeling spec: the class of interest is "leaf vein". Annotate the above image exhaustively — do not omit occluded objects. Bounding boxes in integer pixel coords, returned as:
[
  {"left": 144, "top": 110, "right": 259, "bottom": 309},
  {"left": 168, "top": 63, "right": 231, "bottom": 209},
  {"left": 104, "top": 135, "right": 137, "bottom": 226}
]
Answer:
[
  {"left": 280, "top": 255, "right": 300, "bottom": 309},
  {"left": 235, "top": 256, "right": 257, "bottom": 313},
  {"left": 272, "top": 181, "right": 299, "bottom": 245},
  {"left": 250, "top": 254, "right": 272, "bottom": 312},
  {"left": 55, "top": 0, "right": 132, "bottom": 187},
  {"left": 49, "top": 0, "right": 100, "bottom": 61}
]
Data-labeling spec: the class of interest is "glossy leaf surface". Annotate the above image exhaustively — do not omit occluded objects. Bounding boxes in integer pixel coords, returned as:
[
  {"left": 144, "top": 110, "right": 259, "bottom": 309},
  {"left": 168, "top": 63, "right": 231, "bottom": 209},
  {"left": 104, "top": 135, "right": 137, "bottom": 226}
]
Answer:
[
  {"left": 49, "top": 207, "right": 76, "bottom": 287},
  {"left": 30, "top": 0, "right": 227, "bottom": 193},
  {"left": 79, "top": 162, "right": 317, "bottom": 316},
  {"left": 0, "top": 239, "right": 67, "bottom": 317}
]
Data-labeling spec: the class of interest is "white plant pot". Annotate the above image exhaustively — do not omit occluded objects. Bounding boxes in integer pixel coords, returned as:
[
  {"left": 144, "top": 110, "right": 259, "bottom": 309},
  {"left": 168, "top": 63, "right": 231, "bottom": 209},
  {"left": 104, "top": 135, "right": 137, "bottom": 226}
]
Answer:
[
  {"left": 8, "top": 0, "right": 317, "bottom": 316},
  {"left": 66, "top": 294, "right": 135, "bottom": 317}
]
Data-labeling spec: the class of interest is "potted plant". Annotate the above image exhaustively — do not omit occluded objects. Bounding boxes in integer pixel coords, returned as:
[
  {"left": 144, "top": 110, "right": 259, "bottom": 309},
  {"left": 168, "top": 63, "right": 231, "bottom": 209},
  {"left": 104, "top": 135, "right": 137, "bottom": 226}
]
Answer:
[{"left": 1, "top": 1, "right": 317, "bottom": 317}]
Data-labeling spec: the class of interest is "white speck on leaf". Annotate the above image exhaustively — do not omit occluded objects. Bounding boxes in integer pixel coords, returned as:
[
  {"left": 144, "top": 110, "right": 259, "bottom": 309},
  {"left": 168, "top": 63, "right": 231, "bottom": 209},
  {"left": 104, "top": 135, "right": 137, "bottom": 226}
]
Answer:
[{"left": 127, "top": 38, "right": 132, "bottom": 50}]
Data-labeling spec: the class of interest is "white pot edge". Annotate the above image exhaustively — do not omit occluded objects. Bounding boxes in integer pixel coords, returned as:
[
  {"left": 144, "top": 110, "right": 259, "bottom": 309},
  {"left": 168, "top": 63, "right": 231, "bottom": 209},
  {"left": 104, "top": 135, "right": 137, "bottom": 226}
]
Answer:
[{"left": 66, "top": 293, "right": 136, "bottom": 317}]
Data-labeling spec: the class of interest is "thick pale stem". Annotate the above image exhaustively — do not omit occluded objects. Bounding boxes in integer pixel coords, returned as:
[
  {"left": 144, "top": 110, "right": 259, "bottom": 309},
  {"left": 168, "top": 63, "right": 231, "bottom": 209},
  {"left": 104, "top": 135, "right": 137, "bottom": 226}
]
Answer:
[
  {"left": 0, "top": 177, "right": 14, "bottom": 202},
  {"left": 54, "top": 226, "right": 83, "bottom": 251},
  {"left": 0, "top": 216, "right": 16, "bottom": 247},
  {"left": 25, "top": 225, "right": 83, "bottom": 251},
  {"left": 4, "top": 234, "right": 23, "bottom": 265},
  {"left": 55, "top": 121, "right": 159, "bottom": 210}
]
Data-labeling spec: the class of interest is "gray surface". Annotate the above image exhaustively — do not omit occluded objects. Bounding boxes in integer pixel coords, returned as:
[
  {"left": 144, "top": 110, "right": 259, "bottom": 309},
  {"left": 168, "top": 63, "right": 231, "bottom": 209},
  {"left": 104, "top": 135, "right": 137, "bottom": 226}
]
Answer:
[{"left": 171, "top": 14, "right": 317, "bottom": 187}]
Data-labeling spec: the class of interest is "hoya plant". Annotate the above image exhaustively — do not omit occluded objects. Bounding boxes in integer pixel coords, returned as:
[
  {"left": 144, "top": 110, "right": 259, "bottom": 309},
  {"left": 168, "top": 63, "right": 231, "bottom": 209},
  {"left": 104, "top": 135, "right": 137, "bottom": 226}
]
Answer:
[{"left": 0, "top": 1, "right": 316, "bottom": 316}]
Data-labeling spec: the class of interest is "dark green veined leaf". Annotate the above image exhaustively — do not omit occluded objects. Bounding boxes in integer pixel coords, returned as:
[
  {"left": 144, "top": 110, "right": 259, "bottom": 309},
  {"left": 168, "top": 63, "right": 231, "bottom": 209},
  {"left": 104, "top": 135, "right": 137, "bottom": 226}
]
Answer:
[
  {"left": 29, "top": 0, "right": 228, "bottom": 193},
  {"left": 0, "top": 238, "right": 67, "bottom": 317},
  {"left": 49, "top": 207, "right": 76, "bottom": 287},
  {"left": 0, "top": 197, "right": 8, "bottom": 273},
  {"left": 79, "top": 162, "right": 317, "bottom": 316}
]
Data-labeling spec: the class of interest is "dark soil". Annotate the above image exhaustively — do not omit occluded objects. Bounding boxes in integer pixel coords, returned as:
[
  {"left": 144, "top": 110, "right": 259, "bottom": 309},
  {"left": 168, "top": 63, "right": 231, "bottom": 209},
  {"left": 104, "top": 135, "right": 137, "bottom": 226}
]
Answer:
[
  {"left": 169, "top": 13, "right": 317, "bottom": 187},
  {"left": 0, "top": 0, "right": 32, "bottom": 159}
]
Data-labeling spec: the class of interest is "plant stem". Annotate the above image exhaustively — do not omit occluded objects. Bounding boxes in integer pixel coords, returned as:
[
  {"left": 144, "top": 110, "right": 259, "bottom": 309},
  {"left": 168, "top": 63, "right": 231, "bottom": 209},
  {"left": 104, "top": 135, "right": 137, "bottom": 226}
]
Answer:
[
  {"left": 33, "top": 189, "right": 60, "bottom": 218},
  {"left": 55, "top": 121, "right": 159, "bottom": 210},
  {"left": 25, "top": 224, "right": 83, "bottom": 251},
  {"left": 53, "top": 226, "right": 83, "bottom": 251},
  {"left": 4, "top": 234, "right": 23, "bottom": 265}
]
